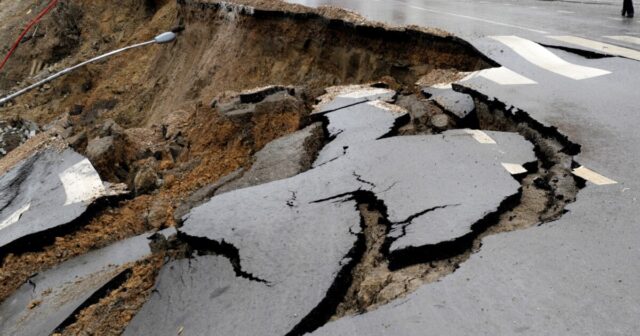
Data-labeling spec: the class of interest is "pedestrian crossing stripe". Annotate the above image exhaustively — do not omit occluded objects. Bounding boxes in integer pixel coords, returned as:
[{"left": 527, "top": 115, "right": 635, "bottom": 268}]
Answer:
[
  {"left": 462, "top": 67, "right": 537, "bottom": 85},
  {"left": 490, "top": 36, "right": 610, "bottom": 80},
  {"left": 464, "top": 129, "right": 497, "bottom": 144},
  {"left": 501, "top": 163, "right": 528, "bottom": 175},
  {"left": 548, "top": 36, "right": 640, "bottom": 61},
  {"left": 572, "top": 166, "right": 618, "bottom": 185},
  {"left": 604, "top": 36, "right": 640, "bottom": 46}
]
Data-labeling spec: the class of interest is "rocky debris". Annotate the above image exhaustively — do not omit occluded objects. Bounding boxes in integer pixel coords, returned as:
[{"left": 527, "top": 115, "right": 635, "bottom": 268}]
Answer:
[
  {"left": 65, "top": 130, "right": 87, "bottom": 149},
  {"left": 430, "top": 113, "right": 450, "bottom": 130},
  {"left": 0, "top": 119, "right": 39, "bottom": 158},
  {"left": 212, "top": 86, "right": 299, "bottom": 119},
  {"left": 85, "top": 136, "right": 115, "bottom": 166},
  {"left": 395, "top": 94, "right": 447, "bottom": 134},
  {"left": 133, "top": 160, "right": 160, "bottom": 195},
  {"left": 0, "top": 233, "right": 154, "bottom": 336},
  {"left": 423, "top": 86, "right": 475, "bottom": 120}
]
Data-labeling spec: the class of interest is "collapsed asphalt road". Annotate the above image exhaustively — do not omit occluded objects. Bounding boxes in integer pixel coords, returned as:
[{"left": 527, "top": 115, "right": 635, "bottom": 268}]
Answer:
[{"left": 0, "top": 0, "right": 605, "bottom": 335}]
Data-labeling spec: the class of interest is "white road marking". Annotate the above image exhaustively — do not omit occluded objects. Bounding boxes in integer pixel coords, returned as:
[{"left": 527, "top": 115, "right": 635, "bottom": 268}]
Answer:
[
  {"left": 462, "top": 66, "right": 538, "bottom": 85},
  {"left": 431, "top": 83, "right": 453, "bottom": 89},
  {"left": 557, "top": 10, "right": 575, "bottom": 14},
  {"left": 548, "top": 35, "right": 640, "bottom": 61},
  {"left": 501, "top": 163, "right": 528, "bottom": 175},
  {"left": 406, "top": 4, "right": 549, "bottom": 34},
  {"left": 604, "top": 35, "right": 640, "bottom": 45},
  {"left": 366, "top": 100, "right": 409, "bottom": 115},
  {"left": 464, "top": 129, "right": 497, "bottom": 144},
  {"left": 572, "top": 166, "right": 617, "bottom": 185},
  {"left": 59, "top": 158, "right": 106, "bottom": 206},
  {"left": 340, "top": 88, "right": 395, "bottom": 99},
  {"left": 0, "top": 203, "right": 31, "bottom": 231},
  {"left": 490, "top": 36, "right": 610, "bottom": 80}
]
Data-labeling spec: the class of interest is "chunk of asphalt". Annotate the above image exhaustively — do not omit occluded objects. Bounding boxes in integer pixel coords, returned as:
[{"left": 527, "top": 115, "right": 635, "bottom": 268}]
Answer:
[
  {"left": 423, "top": 86, "right": 475, "bottom": 119},
  {"left": 216, "top": 122, "right": 324, "bottom": 194},
  {"left": 313, "top": 101, "right": 408, "bottom": 167},
  {"left": 383, "top": 130, "right": 536, "bottom": 255},
  {"left": 0, "top": 148, "right": 115, "bottom": 249},
  {"left": 0, "top": 233, "right": 154, "bottom": 336},
  {"left": 312, "top": 87, "right": 396, "bottom": 115}
]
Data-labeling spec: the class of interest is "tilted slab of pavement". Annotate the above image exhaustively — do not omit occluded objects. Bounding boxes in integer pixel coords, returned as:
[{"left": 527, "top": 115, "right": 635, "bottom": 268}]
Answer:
[{"left": 0, "top": 147, "right": 122, "bottom": 249}]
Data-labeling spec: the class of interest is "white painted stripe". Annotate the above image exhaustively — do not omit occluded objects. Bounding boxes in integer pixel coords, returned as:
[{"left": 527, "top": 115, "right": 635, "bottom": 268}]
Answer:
[
  {"left": 572, "top": 166, "right": 617, "bottom": 185},
  {"left": 605, "top": 35, "right": 640, "bottom": 45},
  {"left": 557, "top": 10, "right": 575, "bottom": 14},
  {"left": 59, "top": 158, "right": 106, "bottom": 206},
  {"left": 548, "top": 35, "right": 640, "bottom": 61},
  {"left": 501, "top": 163, "right": 528, "bottom": 175},
  {"left": 490, "top": 36, "right": 611, "bottom": 80},
  {"left": 339, "top": 88, "right": 394, "bottom": 99},
  {"left": 462, "top": 67, "right": 537, "bottom": 85},
  {"left": 0, "top": 203, "right": 31, "bottom": 231},
  {"left": 366, "top": 100, "right": 408, "bottom": 115},
  {"left": 464, "top": 129, "right": 497, "bottom": 144},
  {"left": 405, "top": 4, "right": 549, "bottom": 34},
  {"left": 431, "top": 83, "right": 453, "bottom": 89}
]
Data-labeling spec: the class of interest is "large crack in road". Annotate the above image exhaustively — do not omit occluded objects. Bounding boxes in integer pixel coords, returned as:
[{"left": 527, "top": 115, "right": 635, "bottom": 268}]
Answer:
[{"left": 0, "top": 1, "right": 586, "bottom": 335}]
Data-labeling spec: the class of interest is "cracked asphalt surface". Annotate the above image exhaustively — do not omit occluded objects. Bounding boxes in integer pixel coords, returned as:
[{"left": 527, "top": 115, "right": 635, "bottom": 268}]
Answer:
[{"left": 0, "top": 0, "right": 637, "bottom": 334}]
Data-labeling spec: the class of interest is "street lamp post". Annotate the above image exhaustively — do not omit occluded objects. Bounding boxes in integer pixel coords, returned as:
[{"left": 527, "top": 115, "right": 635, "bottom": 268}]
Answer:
[{"left": 0, "top": 31, "right": 177, "bottom": 107}]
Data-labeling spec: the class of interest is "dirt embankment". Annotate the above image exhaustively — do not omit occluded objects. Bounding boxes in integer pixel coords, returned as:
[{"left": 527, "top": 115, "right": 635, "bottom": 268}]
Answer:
[{"left": 0, "top": 0, "right": 495, "bottom": 334}]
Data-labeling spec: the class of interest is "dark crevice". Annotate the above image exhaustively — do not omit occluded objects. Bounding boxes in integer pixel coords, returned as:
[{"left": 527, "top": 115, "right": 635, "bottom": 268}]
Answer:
[
  {"left": 175, "top": 232, "right": 271, "bottom": 285},
  {"left": 285, "top": 190, "right": 385, "bottom": 336},
  {"left": 54, "top": 268, "right": 133, "bottom": 333},
  {"left": 539, "top": 43, "right": 614, "bottom": 59}
]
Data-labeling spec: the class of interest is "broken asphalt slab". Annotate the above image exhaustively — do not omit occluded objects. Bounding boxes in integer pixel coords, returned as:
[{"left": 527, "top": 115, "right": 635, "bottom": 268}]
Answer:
[{"left": 0, "top": 147, "right": 123, "bottom": 250}]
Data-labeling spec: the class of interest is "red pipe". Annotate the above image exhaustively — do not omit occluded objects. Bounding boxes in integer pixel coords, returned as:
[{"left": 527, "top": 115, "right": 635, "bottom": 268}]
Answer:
[{"left": 0, "top": 0, "right": 59, "bottom": 73}]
